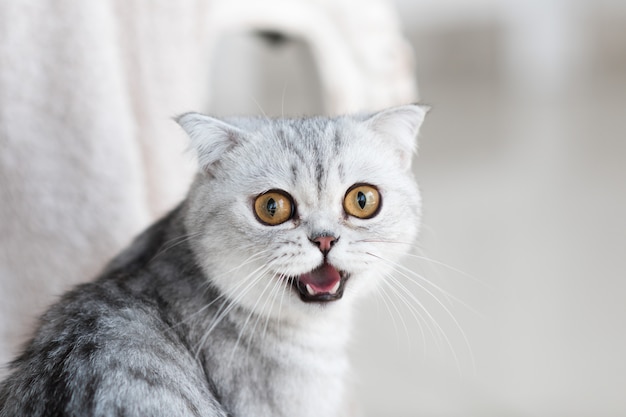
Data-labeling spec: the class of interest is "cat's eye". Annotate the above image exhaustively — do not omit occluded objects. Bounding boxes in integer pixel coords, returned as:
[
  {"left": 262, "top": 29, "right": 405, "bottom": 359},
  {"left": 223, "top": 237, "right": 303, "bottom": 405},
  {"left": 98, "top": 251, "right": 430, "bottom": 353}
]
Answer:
[
  {"left": 254, "top": 190, "right": 295, "bottom": 226},
  {"left": 343, "top": 184, "right": 381, "bottom": 219}
]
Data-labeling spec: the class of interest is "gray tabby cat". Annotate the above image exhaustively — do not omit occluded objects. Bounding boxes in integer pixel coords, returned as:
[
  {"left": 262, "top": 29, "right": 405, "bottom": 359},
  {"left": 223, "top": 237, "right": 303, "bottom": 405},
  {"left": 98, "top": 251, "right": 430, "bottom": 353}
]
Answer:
[{"left": 0, "top": 104, "right": 427, "bottom": 417}]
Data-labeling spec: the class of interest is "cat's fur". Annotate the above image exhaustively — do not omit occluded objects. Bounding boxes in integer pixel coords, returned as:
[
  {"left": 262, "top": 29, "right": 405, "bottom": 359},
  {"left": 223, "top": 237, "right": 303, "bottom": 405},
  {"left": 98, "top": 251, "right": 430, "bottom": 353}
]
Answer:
[{"left": 0, "top": 104, "right": 427, "bottom": 417}]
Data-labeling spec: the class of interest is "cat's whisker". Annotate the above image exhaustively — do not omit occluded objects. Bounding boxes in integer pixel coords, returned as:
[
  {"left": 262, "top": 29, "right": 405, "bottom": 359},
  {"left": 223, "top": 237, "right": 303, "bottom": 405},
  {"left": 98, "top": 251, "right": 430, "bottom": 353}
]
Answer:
[
  {"left": 372, "top": 282, "right": 403, "bottom": 348},
  {"left": 382, "top": 270, "right": 462, "bottom": 373},
  {"left": 164, "top": 247, "right": 273, "bottom": 328},
  {"left": 375, "top": 281, "right": 410, "bottom": 349},
  {"left": 371, "top": 253, "right": 476, "bottom": 375},
  {"left": 406, "top": 252, "right": 490, "bottom": 290},
  {"left": 150, "top": 231, "right": 205, "bottom": 262},
  {"left": 358, "top": 238, "right": 490, "bottom": 289},
  {"left": 212, "top": 249, "right": 277, "bottom": 282},
  {"left": 379, "top": 271, "right": 428, "bottom": 353},
  {"left": 259, "top": 273, "right": 289, "bottom": 343},
  {"left": 249, "top": 94, "right": 271, "bottom": 121},
  {"left": 173, "top": 250, "right": 276, "bottom": 329},
  {"left": 244, "top": 273, "right": 284, "bottom": 358},
  {"left": 229, "top": 267, "right": 284, "bottom": 363},
  {"left": 194, "top": 262, "right": 274, "bottom": 359},
  {"left": 380, "top": 270, "right": 456, "bottom": 368},
  {"left": 275, "top": 273, "right": 291, "bottom": 339},
  {"left": 212, "top": 263, "right": 271, "bottom": 322},
  {"left": 211, "top": 255, "right": 285, "bottom": 358},
  {"left": 375, "top": 251, "right": 484, "bottom": 319}
]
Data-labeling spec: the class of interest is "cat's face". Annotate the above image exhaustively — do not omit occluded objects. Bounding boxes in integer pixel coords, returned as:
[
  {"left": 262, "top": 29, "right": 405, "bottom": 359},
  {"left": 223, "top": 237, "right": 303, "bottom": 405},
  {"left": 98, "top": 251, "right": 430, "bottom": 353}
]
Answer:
[{"left": 180, "top": 105, "right": 427, "bottom": 319}]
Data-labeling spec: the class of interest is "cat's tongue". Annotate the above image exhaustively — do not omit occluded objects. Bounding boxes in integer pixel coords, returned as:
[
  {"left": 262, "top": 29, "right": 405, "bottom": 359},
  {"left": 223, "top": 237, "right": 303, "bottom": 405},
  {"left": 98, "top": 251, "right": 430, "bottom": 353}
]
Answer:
[{"left": 298, "top": 262, "right": 342, "bottom": 296}]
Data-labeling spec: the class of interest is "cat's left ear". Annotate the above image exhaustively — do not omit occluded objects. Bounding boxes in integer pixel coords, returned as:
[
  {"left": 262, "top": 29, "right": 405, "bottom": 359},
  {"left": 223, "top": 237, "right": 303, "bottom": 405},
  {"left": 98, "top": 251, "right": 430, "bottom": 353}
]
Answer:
[
  {"left": 364, "top": 104, "right": 430, "bottom": 170},
  {"left": 176, "top": 112, "right": 246, "bottom": 173}
]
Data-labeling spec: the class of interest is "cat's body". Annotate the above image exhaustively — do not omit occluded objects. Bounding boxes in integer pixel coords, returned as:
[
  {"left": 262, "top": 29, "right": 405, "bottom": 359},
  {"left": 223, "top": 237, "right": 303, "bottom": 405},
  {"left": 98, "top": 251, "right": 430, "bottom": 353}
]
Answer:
[{"left": 0, "top": 105, "right": 427, "bottom": 417}]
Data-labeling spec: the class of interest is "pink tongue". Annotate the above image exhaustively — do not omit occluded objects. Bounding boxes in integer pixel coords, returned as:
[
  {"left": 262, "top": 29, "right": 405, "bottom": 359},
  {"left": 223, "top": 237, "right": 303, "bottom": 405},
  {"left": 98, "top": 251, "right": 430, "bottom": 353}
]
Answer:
[{"left": 299, "top": 263, "right": 341, "bottom": 293}]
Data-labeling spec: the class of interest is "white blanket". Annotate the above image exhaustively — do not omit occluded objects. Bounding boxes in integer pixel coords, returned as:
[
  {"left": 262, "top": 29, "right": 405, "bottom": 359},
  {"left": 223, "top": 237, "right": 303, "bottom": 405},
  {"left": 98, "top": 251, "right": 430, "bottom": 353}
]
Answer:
[
  {"left": 0, "top": 0, "right": 416, "bottom": 375},
  {"left": 0, "top": 1, "right": 203, "bottom": 373}
]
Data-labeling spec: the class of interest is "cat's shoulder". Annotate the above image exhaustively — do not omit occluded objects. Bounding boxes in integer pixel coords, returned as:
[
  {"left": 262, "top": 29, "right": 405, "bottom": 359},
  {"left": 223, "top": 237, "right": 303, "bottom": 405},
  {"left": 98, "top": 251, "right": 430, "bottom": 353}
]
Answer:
[{"left": 1, "top": 276, "right": 224, "bottom": 417}]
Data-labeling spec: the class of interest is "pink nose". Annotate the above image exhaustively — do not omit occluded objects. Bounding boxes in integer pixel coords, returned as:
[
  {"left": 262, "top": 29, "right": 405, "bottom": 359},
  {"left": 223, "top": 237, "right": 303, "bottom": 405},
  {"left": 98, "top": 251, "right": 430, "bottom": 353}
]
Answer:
[{"left": 313, "top": 235, "right": 337, "bottom": 253}]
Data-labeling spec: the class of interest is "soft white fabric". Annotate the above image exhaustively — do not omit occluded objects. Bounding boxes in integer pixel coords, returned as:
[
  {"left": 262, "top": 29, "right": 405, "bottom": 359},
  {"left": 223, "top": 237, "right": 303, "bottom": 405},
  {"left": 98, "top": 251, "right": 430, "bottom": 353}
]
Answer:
[
  {"left": 0, "top": 1, "right": 203, "bottom": 372},
  {"left": 0, "top": 0, "right": 416, "bottom": 376}
]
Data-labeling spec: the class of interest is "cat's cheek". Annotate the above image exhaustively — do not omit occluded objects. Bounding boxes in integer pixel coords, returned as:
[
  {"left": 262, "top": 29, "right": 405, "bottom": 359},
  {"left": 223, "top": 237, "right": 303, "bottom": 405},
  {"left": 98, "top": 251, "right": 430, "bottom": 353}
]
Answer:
[{"left": 343, "top": 270, "right": 383, "bottom": 300}]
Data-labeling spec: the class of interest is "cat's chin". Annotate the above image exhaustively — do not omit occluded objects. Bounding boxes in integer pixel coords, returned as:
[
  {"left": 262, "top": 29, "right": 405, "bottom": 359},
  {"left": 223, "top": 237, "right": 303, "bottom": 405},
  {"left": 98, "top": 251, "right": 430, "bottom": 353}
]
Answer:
[{"left": 290, "top": 262, "right": 350, "bottom": 303}]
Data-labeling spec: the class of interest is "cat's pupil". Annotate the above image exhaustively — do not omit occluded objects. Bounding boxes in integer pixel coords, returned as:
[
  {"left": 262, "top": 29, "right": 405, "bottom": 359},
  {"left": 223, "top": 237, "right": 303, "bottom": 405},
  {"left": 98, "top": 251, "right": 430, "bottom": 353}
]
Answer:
[
  {"left": 266, "top": 198, "right": 277, "bottom": 216},
  {"left": 357, "top": 192, "right": 366, "bottom": 209}
]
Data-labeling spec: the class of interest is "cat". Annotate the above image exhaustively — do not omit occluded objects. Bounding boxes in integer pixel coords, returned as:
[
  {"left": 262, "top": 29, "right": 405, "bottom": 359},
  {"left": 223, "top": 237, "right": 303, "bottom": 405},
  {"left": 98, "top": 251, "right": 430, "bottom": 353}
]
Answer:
[{"left": 0, "top": 104, "right": 427, "bottom": 417}]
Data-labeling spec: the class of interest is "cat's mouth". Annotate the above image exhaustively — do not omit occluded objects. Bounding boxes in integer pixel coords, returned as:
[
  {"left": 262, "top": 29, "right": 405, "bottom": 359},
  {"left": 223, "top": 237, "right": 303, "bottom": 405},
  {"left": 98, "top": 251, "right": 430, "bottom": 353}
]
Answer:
[{"left": 291, "top": 262, "right": 349, "bottom": 303}]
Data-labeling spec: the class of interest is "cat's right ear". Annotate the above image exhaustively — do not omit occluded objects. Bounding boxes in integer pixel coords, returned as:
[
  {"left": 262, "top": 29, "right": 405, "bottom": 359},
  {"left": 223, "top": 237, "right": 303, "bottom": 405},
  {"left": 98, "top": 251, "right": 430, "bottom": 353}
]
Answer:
[
  {"left": 176, "top": 112, "right": 246, "bottom": 172},
  {"left": 363, "top": 104, "right": 430, "bottom": 171}
]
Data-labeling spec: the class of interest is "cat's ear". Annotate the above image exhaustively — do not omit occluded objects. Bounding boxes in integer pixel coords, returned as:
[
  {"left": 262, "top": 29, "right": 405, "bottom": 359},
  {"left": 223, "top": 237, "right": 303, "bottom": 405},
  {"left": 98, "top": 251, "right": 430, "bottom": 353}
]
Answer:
[
  {"left": 364, "top": 104, "right": 430, "bottom": 170},
  {"left": 176, "top": 112, "right": 246, "bottom": 172}
]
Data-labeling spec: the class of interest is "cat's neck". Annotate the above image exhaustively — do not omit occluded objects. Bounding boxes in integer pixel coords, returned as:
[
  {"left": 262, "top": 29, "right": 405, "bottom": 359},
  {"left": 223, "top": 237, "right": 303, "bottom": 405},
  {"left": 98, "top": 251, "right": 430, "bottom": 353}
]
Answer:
[
  {"left": 234, "top": 298, "right": 354, "bottom": 348},
  {"left": 200, "top": 301, "right": 354, "bottom": 417}
]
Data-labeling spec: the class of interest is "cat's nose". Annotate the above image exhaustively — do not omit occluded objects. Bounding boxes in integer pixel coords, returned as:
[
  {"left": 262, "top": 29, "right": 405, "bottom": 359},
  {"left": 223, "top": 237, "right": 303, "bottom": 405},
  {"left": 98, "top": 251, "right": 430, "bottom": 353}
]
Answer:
[{"left": 310, "top": 234, "right": 338, "bottom": 255}]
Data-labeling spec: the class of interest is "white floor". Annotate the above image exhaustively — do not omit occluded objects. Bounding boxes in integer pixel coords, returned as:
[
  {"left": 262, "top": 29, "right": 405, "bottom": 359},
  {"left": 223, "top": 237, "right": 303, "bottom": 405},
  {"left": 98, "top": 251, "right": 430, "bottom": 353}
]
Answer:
[{"left": 351, "top": 12, "right": 626, "bottom": 417}]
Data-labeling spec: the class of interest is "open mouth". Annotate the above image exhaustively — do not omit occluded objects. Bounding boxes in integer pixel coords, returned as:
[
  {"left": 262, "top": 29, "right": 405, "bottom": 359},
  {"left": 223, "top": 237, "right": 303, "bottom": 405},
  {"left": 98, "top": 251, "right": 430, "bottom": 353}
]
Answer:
[{"left": 291, "top": 262, "right": 349, "bottom": 303}]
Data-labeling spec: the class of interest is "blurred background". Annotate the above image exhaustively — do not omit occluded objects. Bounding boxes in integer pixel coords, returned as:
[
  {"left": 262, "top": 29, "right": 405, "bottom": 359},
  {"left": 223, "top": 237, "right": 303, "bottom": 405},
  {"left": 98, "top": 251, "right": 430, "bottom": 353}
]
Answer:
[
  {"left": 212, "top": 0, "right": 626, "bottom": 415},
  {"left": 1, "top": 0, "right": 625, "bottom": 416},
  {"left": 355, "top": 1, "right": 626, "bottom": 416}
]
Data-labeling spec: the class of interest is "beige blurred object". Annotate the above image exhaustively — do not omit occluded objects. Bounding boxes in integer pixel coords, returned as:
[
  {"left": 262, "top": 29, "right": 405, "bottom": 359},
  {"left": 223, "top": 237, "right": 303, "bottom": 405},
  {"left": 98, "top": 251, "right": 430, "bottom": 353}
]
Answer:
[
  {"left": 0, "top": 0, "right": 417, "bottom": 379},
  {"left": 203, "top": 0, "right": 418, "bottom": 114},
  {"left": 0, "top": 0, "right": 204, "bottom": 377}
]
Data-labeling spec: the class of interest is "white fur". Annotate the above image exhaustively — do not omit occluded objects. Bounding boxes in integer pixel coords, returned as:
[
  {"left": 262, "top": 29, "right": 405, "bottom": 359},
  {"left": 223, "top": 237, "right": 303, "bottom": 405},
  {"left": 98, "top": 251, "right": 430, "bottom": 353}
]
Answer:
[
  {"left": 180, "top": 105, "right": 426, "bottom": 318},
  {"left": 365, "top": 104, "right": 430, "bottom": 170},
  {"left": 179, "top": 106, "right": 426, "bottom": 416}
]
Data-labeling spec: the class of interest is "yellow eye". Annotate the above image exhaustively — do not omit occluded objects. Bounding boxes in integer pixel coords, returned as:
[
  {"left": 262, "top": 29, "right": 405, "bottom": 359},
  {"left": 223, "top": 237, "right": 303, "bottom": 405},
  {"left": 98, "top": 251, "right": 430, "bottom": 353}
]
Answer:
[
  {"left": 343, "top": 184, "right": 381, "bottom": 219},
  {"left": 254, "top": 190, "right": 294, "bottom": 226}
]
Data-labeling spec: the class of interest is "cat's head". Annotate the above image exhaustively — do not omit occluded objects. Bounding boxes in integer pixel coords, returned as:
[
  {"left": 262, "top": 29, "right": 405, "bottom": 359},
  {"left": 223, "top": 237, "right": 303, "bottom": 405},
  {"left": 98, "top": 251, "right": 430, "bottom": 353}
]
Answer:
[{"left": 178, "top": 105, "right": 427, "bottom": 319}]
